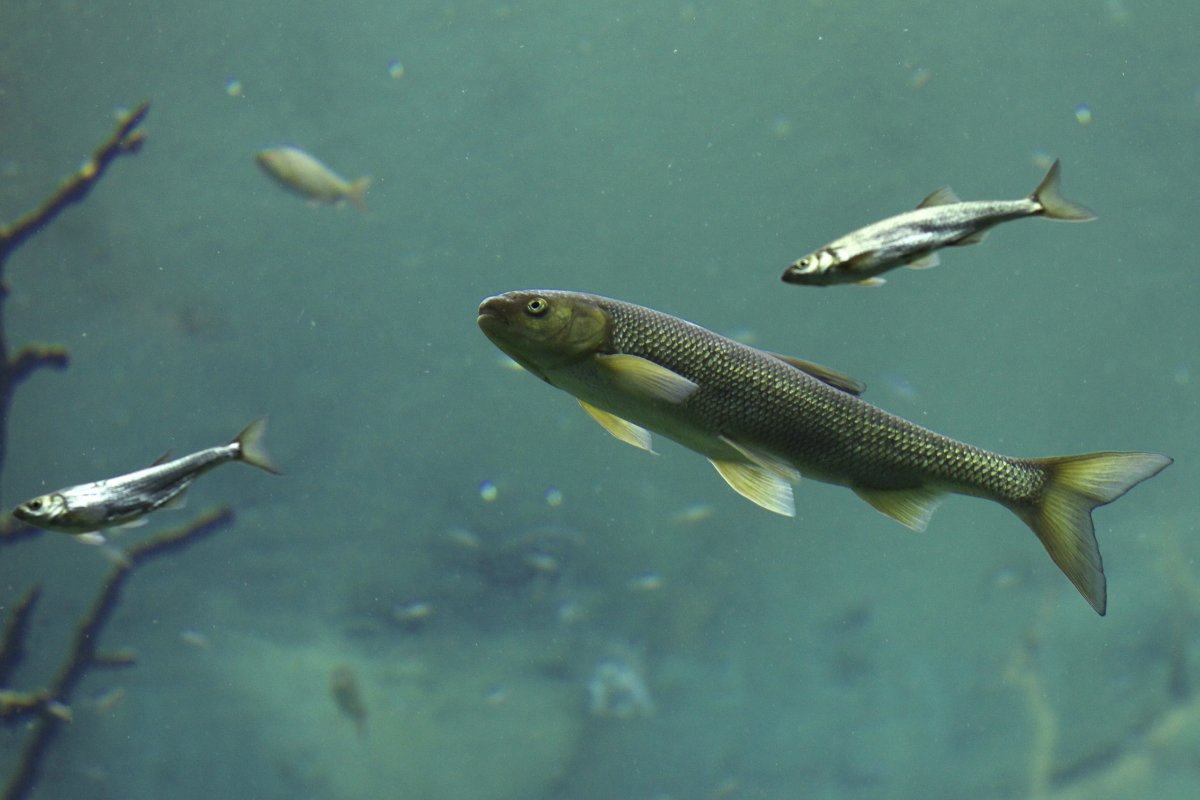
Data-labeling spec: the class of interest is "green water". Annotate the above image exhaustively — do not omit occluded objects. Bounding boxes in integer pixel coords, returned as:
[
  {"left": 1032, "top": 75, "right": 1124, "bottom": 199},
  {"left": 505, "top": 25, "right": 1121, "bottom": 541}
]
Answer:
[{"left": 1, "top": 1, "right": 1196, "bottom": 798}]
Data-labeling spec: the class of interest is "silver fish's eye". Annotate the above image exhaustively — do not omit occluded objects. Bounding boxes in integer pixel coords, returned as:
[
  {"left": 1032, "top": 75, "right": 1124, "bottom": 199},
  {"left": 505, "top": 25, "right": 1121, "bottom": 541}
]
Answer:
[
  {"left": 526, "top": 297, "right": 549, "bottom": 316},
  {"left": 27, "top": 498, "right": 42, "bottom": 511}
]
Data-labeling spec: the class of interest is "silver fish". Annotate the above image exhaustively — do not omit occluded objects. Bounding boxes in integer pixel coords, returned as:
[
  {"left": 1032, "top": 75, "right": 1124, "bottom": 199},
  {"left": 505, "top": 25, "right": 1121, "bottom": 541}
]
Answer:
[
  {"left": 12, "top": 418, "right": 279, "bottom": 536},
  {"left": 782, "top": 159, "right": 1096, "bottom": 287}
]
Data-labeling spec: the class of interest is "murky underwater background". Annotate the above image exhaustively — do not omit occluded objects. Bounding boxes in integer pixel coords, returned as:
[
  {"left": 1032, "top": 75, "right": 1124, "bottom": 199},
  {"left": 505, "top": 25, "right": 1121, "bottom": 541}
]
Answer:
[{"left": 1, "top": 1, "right": 1197, "bottom": 797}]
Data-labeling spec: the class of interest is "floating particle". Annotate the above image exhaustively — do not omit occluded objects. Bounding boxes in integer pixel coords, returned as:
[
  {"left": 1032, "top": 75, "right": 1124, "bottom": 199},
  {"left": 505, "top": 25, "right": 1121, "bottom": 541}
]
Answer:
[
  {"left": 479, "top": 479, "right": 498, "bottom": 502},
  {"left": 387, "top": 60, "right": 406, "bottom": 80},
  {"left": 179, "top": 629, "right": 211, "bottom": 649},
  {"left": 90, "top": 686, "right": 127, "bottom": 713},
  {"left": 1171, "top": 364, "right": 1190, "bottom": 386},
  {"left": 557, "top": 599, "right": 584, "bottom": 623},
  {"left": 525, "top": 551, "right": 560, "bottom": 574},
  {"left": 224, "top": 77, "right": 243, "bottom": 97},
  {"left": 672, "top": 502, "right": 713, "bottom": 524},
  {"left": 445, "top": 525, "right": 483, "bottom": 549},
  {"left": 770, "top": 116, "right": 792, "bottom": 139},
  {"left": 393, "top": 600, "right": 434, "bottom": 623},
  {"left": 880, "top": 371, "right": 918, "bottom": 401},
  {"left": 1074, "top": 103, "right": 1092, "bottom": 125},
  {"left": 1030, "top": 149, "right": 1055, "bottom": 170},
  {"left": 906, "top": 66, "right": 933, "bottom": 91},
  {"left": 544, "top": 486, "right": 563, "bottom": 507},
  {"left": 484, "top": 684, "right": 510, "bottom": 705},
  {"left": 627, "top": 571, "right": 664, "bottom": 592}
]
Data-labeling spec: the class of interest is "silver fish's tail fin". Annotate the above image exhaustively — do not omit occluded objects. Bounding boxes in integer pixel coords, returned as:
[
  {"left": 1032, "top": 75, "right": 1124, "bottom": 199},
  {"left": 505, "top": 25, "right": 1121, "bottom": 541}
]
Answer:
[
  {"left": 232, "top": 417, "right": 282, "bottom": 475},
  {"left": 1031, "top": 159, "right": 1097, "bottom": 221},
  {"left": 1016, "top": 452, "right": 1170, "bottom": 616}
]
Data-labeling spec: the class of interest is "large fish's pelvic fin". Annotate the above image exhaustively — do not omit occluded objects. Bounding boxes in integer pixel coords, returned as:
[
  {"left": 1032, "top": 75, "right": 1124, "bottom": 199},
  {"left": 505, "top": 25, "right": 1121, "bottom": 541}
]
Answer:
[
  {"left": 1016, "top": 451, "right": 1172, "bottom": 616},
  {"left": 708, "top": 458, "right": 795, "bottom": 517},
  {"left": 1031, "top": 159, "right": 1097, "bottom": 222},
  {"left": 578, "top": 400, "right": 656, "bottom": 453}
]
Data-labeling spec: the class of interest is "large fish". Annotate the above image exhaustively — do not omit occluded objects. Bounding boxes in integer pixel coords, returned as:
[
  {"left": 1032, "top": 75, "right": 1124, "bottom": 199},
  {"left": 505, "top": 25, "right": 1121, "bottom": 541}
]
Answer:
[
  {"left": 477, "top": 290, "right": 1169, "bottom": 615},
  {"left": 782, "top": 159, "right": 1096, "bottom": 287},
  {"left": 12, "top": 418, "right": 279, "bottom": 538}
]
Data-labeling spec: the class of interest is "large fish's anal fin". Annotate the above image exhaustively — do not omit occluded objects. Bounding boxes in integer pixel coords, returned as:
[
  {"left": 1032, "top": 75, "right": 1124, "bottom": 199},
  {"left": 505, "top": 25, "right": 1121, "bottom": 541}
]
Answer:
[
  {"left": 1018, "top": 451, "right": 1172, "bottom": 616},
  {"left": 708, "top": 458, "right": 795, "bottom": 517},
  {"left": 767, "top": 354, "right": 867, "bottom": 396},
  {"left": 854, "top": 277, "right": 887, "bottom": 287},
  {"left": 578, "top": 400, "right": 656, "bottom": 454},
  {"left": 917, "top": 186, "right": 961, "bottom": 208},
  {"left": 595, "top": 354, "right": 699, "bottom": 404},
  {"left": 853, "top": 485, "right": 944, "bottom": 531}
]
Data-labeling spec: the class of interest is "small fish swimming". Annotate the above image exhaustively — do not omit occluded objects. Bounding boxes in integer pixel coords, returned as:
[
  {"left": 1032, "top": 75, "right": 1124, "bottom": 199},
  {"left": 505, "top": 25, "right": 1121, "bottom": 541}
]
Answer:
[
  {"left": 12, "top": 418, "right": 279, "bottom": 538},
  {"left": 781, "top": 159, "right": 1096, "bottom": 287},
  {"left": 256, "top": 146, "right": 370, "bottom": 209},
  {"left": 330, "top": 665, "right": 368, "bottom": 736},
  {"left": 477, "top": 290, "right": 1170, "bottom": 615}
]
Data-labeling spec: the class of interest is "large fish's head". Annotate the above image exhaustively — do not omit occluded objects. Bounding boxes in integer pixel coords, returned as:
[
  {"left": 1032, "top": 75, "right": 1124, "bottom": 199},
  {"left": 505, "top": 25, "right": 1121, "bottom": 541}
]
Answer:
[
  {"left": 477, "top": 290, "right": 610, "bottom": 380},
  {"left": 12, "top": 492, "right": 70, "bottom": 531}
]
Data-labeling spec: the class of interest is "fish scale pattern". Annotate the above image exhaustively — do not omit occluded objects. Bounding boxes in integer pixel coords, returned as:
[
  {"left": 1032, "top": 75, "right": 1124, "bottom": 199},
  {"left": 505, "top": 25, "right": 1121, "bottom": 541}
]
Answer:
[{"left": 596, "top": 293, "right": 1046, "bottom": 506}]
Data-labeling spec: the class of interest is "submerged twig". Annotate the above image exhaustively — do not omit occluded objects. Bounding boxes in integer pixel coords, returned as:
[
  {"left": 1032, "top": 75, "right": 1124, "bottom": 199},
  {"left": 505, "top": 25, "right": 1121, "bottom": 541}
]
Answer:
[
  {"left": 1, "top": 505, "right": 234, "bottom": 800},
  {"left": 0, "top": 101, "right": 149, "bottom": 493}
]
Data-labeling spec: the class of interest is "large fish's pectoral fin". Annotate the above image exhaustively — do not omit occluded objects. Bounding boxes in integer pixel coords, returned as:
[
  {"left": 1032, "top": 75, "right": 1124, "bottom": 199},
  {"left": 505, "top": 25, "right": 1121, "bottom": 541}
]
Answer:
[
  {"left": 578, "top": 400, "right": 656, "bottom": 453},
  {"left": 853, "top": 485, "right": 944, "bottom": 531},
  {"left": 595, "top": 354, "right": 699, "bottom": 404},
  {"left": 917, "top": 186, "right": 961, "bottom": 208},
  {"left": 854, "top": 277, "right": 887, "bottom": 287},
  {"left": 708, "top": 458, "right": 795, "bottom": 517},
  {"left": 767, "top": 353, "right": 867, "bottom": 396}
]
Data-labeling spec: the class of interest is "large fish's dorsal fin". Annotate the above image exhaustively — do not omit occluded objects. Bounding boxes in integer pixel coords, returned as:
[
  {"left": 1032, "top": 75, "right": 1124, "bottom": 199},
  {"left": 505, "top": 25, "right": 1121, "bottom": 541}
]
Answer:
[
  {"left": 767, "top": 354, "right": 867, "bottom": 396},
  {"left": 708, "top": 459, "right": 795, "bottom": 517},
  {"left": 578, "top": 399, "right": 656, "bottom": 453},
  {"left": 149, "top": 450, "right": 173, "bottom": 467},
  {"left": 853, "top": 486, "right": 944, "bottom": 531},
  {"left": 917, "top": 186, "right": 960, "bottom": 208},
  {"left": 595, "top": 354, "right": 699, "bottom": 404}
]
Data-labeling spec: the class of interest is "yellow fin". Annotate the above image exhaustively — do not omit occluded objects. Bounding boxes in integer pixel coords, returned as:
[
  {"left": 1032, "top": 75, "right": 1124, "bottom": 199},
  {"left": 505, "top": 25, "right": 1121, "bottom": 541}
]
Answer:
[
  {"left": 595, "top": 354, "right": 699, "bottom": 404},
  {"left": 718, "top": 435, "right": 801, "bottom": 483},
  {"left": 1017, "top": 451, "right": 1171, "bottom": 616},
  {"left": 578, "top": 400, "right": 655, "bottom": 453},
  {"left": 853, "top": 486, "right": 944, "bottom": 531},
  {"left": 767, "top": 354, "right": 866, "bottom": 396},
  {"left": 708, "top": 458, "right": 795, "bottom": 517}
]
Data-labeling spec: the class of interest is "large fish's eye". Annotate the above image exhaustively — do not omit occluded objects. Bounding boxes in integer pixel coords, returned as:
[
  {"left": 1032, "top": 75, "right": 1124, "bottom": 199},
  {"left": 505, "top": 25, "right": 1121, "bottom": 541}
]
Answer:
[
  {"left": 526, "top": 297, "right": 549, "bottom": 316},
  {"left": 27, "top": 498, "right": 42, "bottom": 511}
]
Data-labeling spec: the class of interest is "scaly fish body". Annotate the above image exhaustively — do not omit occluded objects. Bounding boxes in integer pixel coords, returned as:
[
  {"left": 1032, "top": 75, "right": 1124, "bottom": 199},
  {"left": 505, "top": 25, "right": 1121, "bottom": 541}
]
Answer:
[
  {"left": 12, "top": 418, "right": 279, "bottom": 536},
  {"left": 782, "top": 159, "right": 1096, "bottom": 287},
  {"left": 256, "top": 146, "right": 370, "bottom": 209},
  {"left": 478, "top": 291, "right": 1170, "bottom": 615}
]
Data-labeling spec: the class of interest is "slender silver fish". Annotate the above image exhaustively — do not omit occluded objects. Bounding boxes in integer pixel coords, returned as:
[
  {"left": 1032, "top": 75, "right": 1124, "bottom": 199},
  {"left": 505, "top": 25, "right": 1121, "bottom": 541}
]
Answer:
[
  {"left": 782, "top": 159, "right": 1096, "bottom": 287},
  {"left": 478, "top": 290, "right": 1170, "bottom": 615},
  {"left": 12, "top": 418, "right": 279, "bottom": 536}
]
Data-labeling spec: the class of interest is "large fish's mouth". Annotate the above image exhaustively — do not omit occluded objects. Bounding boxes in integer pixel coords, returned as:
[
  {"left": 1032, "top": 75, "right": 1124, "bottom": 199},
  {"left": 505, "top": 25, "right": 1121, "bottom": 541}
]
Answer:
[{"left": 477, "top": 295, "right": 513, "bottom": 327}]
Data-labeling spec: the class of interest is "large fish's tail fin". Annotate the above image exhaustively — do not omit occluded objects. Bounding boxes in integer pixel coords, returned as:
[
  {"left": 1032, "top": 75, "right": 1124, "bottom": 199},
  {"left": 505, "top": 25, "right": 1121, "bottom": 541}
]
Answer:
[
  {"left": 1031, "top": 159, "right": 1097, "bottom": 221},
  {"left": 232, "top": 417, "right": 282, "bottom": 475},
  {"left": 1016, "top": 452, "right": 1170, "bottom": 615},
  {"left": 345, "top": 176, "right": 371, "bottom": 211}
]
